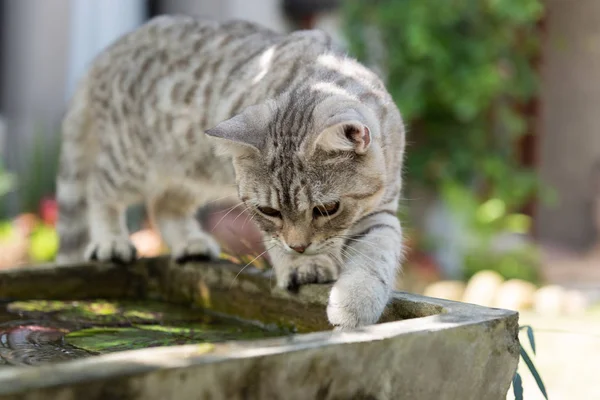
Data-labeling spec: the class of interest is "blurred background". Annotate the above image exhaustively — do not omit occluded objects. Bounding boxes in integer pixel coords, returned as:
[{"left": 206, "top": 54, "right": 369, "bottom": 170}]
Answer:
[{"left": 0, "top": 0, "right": 598, "bottom": 398}]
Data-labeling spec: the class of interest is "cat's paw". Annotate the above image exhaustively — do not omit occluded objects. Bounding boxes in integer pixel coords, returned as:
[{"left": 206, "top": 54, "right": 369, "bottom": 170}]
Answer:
[
  {"left": 85, "top": 237, "right": 137, "bottom": 264},
  {"left": 172, "top": 234, "right": 221, "bottom": 264},
  {"left": 326, "top": 276, "right": 390, "bottom": 330},
  {"left": 277, "top": 255, "right": 340, "bottom": 292}
]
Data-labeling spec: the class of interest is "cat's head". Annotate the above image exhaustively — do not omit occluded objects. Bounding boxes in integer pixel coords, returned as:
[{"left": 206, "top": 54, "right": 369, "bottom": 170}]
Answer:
[{"left": 206, "top": 93, "right": 386, "bottom": 257}]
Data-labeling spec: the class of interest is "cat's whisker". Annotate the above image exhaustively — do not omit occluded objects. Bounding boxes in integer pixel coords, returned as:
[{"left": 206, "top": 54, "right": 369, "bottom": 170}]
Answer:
[
  {"left": 228, "top": 245, "right": 275, "bottom": 289},
  {"left": 210, "top": 201, "right": 244, "bottom": 216},
  {"left": 204, "top": 193, "right": 239, "bottom": 205},
  {"left": 210, "top": 202, "right": 245, "bottom": 232},
  {"left": 335, "top": 236, "right": 380, "bottom": 252},
  {"left": 230, "top": 204, "right": 253, "bottom": 226},
  {"left": 341, "top": 244, "right": 380, "bottom": 267}
]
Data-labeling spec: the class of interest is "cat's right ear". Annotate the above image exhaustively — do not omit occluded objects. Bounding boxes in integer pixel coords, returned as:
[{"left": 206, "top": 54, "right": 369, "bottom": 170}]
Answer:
[{"left": 205, "top": 102, "right": 273, "bottom": 157}]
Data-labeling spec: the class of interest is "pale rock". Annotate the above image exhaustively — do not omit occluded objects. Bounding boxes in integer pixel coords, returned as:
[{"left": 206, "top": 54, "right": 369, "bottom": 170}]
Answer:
[
  {"left": 533, "top": 285, "right": 567, "bottom": 316},
  {"left": 423, "top": 280, "right": 466, "bottom": 302},
  {"left": 563, "top": 290, "right": 589, "bottom": 316},
  {"left": 493, "top": 279, "right": 537, "bottom": 311},
  {"left": 462, "top": 270, "right": 504, "bottom": 307}
]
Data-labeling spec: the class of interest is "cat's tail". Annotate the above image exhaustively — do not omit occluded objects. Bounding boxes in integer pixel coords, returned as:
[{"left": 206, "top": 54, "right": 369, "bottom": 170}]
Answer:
[{"left": 55, "top": 77, "right": 96, "bottom": 264}]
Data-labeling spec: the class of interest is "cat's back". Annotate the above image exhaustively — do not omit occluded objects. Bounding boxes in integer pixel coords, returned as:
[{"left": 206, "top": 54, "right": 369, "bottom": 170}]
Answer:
[{"left": 82, "top": 15, "right": 337, "bottom": 126}]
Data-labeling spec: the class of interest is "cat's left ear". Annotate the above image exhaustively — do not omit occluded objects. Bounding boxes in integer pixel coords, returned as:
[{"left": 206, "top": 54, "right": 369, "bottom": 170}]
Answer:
[
  {"left": 313, "top": 109, "right": 372, "bottom": 155},
  {"left": 205, "top": 102, "right": 272, "bottom": 157}
]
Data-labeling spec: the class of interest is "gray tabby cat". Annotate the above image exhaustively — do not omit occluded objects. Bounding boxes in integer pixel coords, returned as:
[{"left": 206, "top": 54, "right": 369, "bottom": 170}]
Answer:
[{"left": 56, "top": 16, "right": 405, "bottom": 329}]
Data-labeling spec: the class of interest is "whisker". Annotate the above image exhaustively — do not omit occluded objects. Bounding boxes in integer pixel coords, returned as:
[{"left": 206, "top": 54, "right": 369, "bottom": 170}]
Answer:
[
  {"left": 204, "top": 193, "right": 238, "bottom": 205},
  {"left": 342, "top": 244, "right": 380, "bottom": 267},
  {"left": 209, "top": 201, "right": 244, "bottom": 216},
  {"left": 230, "top": 204, "right": 253, "bottom": 226},
  {"left": 210, "top": 202, "right": 245, "bottom": 232},
  {"left": 228, "top": 245, "right": 275, "bottom": 289}
]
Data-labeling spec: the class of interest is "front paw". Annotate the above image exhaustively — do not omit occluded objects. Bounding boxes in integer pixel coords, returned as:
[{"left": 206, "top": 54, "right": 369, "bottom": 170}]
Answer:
[
  {"left": 277, "top": 255, "right": 339, "bottom": 292},
  {"left": 326, "top": 277, "right": 390, "bottom": 330},
  {"left": 85, "top": 237, "right": 137, "bottom": 264},
  {"left": 172, "top": 234, "right": 221, "bottom": 264}
]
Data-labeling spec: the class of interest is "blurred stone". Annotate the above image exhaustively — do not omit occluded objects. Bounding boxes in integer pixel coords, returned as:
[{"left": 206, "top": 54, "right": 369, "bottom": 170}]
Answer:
[
  {"left": 493, "top": 279, "right": 537, "bottom": 311},
  {"left": 534, "top": 285, "right": 567, "bottom": 316},
  {"left": 462, "top": 270, "right": 504, "bottom": 307},
  {"left": 563, "top": 290, "right": 589, "bottom": 316},
  {"left": 130, "top": 229, "right": 164, "bottom": 258},
  {"left": 423, "top": 280, "right": 466, "bottom": 302}
]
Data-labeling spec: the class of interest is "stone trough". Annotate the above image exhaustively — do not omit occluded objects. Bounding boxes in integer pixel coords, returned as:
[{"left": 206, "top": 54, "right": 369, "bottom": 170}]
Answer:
[{"left": 0, "top": 257, "right": 519, "bottom": 400}]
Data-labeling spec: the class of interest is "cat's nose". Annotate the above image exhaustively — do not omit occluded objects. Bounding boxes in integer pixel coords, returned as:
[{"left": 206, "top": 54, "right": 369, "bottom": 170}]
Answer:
[{"left": 290, "top": 243, "right": 310, "bottom": 254}]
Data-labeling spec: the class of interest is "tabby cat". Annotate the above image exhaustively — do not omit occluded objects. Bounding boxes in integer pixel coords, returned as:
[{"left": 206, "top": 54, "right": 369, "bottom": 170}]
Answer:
[{"left": 56, "top": 16, "right": 406, "bottom": 329}]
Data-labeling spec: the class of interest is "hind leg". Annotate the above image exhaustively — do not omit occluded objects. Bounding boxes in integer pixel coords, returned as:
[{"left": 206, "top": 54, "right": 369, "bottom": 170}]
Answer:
[{"left": 149, "top": 186, "right": 220, "bottom": 263}]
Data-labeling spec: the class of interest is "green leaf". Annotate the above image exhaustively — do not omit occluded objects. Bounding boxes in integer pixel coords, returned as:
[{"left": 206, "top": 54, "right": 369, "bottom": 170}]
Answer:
[
  {"left": 520, "top": 325, "right": 536, "bottom": 355},
  {"left": 512, "top": 372, "right": 523, "bottom": 400},
  {"left": 520, "top": 346, "right": 548, "bottom": 399}
]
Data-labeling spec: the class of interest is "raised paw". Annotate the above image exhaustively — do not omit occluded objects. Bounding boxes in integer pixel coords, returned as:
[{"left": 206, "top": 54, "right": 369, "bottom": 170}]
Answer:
[
  {"left": 172, "top": 234, "right": 221, "bottom": 264},
  {"left": 326, "top": 276, "right": 390, "bottom": 330},
  {"left": 85, "top": 237, "right": 137, "bottom": 264},
  {"left": 277, "top": 255, "right": 340, "bottom": 293}
]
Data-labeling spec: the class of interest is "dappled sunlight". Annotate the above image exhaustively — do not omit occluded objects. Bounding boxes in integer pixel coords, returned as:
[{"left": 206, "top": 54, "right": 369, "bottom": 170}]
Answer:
[
  {"left": 316, "top": 53, "right": 387, "bottom": 97},
  {"left": 310, "top": 81, "right": 353, "bottom": 98},
  {"left": 252, "top": 46, "right": 276, "bottom": 84}
]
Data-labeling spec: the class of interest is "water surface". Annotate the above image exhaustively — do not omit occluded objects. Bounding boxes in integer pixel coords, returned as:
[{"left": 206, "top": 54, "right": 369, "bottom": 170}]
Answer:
[{"left": 0, "top": 299, "right": 286, "bottom": 367}]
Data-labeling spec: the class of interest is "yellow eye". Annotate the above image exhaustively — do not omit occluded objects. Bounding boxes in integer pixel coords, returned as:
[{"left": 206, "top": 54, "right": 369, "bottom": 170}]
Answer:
[
  {"left": 313, "top": 201, "right": 340, "bottom": 218},
  {"left": 257, "top": 206, "right": 282, "bottom": 218}
]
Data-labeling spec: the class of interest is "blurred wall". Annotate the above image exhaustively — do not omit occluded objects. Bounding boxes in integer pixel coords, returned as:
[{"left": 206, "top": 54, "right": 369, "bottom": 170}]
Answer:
[
  {"left": 0, "top": 0, "right": 288, "bottom": 216},
  {"left": 153, "top": 0, "right": 290, "bottom": 32},
  {"left": 0, "top": 0, "right": 71, "bottom": 212},
  {"left": 537, "top": 0, "right": 600, "bottom": 250}
]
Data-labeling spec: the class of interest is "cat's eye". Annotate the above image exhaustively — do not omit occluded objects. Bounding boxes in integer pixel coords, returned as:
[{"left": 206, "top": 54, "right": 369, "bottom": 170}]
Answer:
[
  {"left": 313, "top": 201, "right": 340, "bottom": 218},
  {"left": 257, "top": 206, "right": 282, "bottom": 218}
]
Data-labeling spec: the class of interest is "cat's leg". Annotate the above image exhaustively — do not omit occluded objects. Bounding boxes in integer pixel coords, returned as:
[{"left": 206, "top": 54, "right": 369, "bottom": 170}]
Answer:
[
  {"left": 326, "top": 211, "right": 403, "bottom": 329},
  {"left": 85, "top": 197, "right": 137, "bottom": 264},
  {"left": 268, "top": 245, "right": 340, "bottom": 291},
  {"left": 148, "top": 186, "right": 220, "bottom": 263}
]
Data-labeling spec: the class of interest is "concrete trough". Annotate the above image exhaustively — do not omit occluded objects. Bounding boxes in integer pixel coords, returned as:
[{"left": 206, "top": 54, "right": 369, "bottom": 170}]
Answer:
[{"left": 0, "top": 257, "right": 519, "bottom": 400}]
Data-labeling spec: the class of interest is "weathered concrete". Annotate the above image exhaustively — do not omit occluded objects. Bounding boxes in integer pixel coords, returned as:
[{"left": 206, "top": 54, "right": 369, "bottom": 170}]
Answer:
[{"left": 0, "top": 258, "right": 519, "bottom": 400}]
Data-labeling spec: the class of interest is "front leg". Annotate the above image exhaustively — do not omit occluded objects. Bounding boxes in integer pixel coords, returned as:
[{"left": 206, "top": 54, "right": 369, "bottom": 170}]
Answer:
[
  {"left": 327, "top": 212, "right": 403, "bottom": 329},
  {"left": 268, "top": 245, "right": 340, "bottom": 292}
]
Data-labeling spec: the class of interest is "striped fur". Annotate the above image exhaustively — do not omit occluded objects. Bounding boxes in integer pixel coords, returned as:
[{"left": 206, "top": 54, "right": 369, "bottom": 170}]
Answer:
[{"left": 56, "top": 16, "right": 406, "bottom": 329}]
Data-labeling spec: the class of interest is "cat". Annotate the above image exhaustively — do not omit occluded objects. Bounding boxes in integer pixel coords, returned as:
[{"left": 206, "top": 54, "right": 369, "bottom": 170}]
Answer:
[{"left": 55, "top": 16, "right": 406, "bottom": 329}]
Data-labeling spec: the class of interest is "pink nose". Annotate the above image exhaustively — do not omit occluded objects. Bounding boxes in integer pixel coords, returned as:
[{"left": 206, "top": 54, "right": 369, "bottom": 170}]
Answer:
[{"left": 290, "top": 244, "right": 310, "bottom": 254}]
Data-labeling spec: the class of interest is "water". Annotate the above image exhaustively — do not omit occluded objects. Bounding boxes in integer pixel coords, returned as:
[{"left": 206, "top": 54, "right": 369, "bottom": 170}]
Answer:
[{"left": 0, "top": 299, "right": 286, "bottom": 367}]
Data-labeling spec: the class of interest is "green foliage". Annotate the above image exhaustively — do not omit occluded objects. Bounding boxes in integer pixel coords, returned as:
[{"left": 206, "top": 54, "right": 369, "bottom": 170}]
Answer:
[
  {"left": 0, "top": 157, "right": 14, "bottom": 199},
  {"left": 20, "top": 128, "right": 61, "bottom": 213},
  {"left": 344, "top": 0, "right": 546, "bottom": 280},
  {"left": 514, "top": 325, "right": 548, "bottom": 399},
  {"left": 344, "top": 0, "right": 543, "bottom": 202},
  {"left": 442, "top": 181, "right": 541, "bottom": 282},
  {"left": 28, "top": 223, "right": 59, "bottom": 262}
]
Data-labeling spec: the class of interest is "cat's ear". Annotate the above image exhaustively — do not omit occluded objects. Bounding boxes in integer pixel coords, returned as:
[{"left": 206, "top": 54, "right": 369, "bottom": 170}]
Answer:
[
  {"left": 205, "top": 102, "right": 272, "bottom": 157},
  {"left": 313, "top": 109, "right": 372, "bottom": 155}
]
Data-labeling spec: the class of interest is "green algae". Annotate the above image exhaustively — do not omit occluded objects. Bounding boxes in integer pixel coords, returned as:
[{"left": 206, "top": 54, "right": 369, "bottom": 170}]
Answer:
[
  {"left": 7, "top": 300, "right": 209, "bottom": 326},
  {"left": 66, "top": 323, "right": 280, "bottom": 354},
  {"left": 2, "top": 300, "right": 287, "bottom": 358}
]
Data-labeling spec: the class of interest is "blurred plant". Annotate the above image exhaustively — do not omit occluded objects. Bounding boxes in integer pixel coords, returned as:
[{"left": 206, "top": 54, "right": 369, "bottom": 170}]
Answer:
[
  {"left": 20, "top": 128, "right": 61, "bottom": 214},
  {"left": 28, "top": 223, "right": 59, "bottom": 262},
  {"left": 442, "top": 181, "right": 541, "bottom": 282},
  {"left": 344, "top": 0, "right": 547, "bottom": 279},
  {"left": 513, "top": 325, "right": 548, "bottom": 400},
  {"left": 345, "top": 0, "right": 543, "bottom": 195},
  {"left": 0, "top": 157, "right": 15, "bottom": 199}
]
